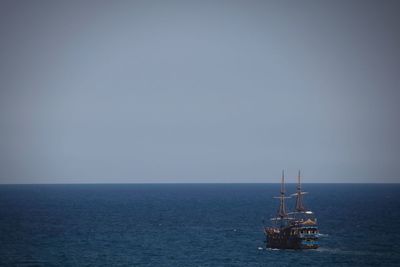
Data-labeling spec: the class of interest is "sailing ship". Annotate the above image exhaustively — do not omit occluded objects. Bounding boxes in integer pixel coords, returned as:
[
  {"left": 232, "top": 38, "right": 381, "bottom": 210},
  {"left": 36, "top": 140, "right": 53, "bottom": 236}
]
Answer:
[{"left": 264, "top": 171, "right": 319, "bottom": 249}]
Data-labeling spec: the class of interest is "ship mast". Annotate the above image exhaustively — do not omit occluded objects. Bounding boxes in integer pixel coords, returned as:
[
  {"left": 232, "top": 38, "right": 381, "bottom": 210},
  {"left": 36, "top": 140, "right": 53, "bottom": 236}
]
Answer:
[
  {"left": 277, "top": 170, "right": 287, "bottom": 218},
  {"left": 295, "top": 170, "right": 306, "bottom": 212}
]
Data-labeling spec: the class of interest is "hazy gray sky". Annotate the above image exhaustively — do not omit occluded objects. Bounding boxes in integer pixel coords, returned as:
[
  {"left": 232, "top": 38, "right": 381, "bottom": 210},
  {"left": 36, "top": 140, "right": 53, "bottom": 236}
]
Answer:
[{"left": 0, "top": 0, "right": 399, "bottom": 183}]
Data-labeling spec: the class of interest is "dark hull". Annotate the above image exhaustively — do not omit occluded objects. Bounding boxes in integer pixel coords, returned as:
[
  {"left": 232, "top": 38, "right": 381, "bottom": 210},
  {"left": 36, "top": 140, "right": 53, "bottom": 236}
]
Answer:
[
  {"left": 266, "top": 234, "right": 318, "bottom": 249},
  {"left": 265, "top": 224, "right": 319, "bottom": 250}
]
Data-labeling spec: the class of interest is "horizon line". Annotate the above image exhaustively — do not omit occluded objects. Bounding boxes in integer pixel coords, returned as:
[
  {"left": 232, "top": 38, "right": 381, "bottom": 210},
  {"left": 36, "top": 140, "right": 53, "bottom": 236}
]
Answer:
[{"left": 0, "top": 181, "right": 399, "bottom": 185}]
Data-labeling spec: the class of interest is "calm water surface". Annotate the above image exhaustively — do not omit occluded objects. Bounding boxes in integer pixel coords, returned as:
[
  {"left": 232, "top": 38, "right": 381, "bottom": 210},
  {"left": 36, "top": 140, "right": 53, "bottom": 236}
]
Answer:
[{"left": 0, "top": 184, "right": 399, "bottom": 266}]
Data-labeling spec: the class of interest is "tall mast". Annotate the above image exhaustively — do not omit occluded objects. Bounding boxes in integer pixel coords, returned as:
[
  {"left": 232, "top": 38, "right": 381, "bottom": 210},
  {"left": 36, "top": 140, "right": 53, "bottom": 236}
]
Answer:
[
  {"left": 295, "top": 170, "right": 306, "bottom": 212},
  {"left": 277, "top": 170, "right": 287, "bottom": 218}
]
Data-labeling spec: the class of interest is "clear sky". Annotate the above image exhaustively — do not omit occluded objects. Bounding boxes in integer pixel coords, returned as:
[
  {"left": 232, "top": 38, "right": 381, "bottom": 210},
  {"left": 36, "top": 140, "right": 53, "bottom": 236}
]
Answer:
[{"left": 0, "top": 0, "right": 399, "bottom": 183}]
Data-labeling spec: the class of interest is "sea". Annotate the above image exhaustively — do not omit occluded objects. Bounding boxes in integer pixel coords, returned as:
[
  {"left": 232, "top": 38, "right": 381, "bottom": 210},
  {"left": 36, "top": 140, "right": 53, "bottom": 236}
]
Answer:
[{"left": 0, "top": 184, "right": 399, "bottom": 266}]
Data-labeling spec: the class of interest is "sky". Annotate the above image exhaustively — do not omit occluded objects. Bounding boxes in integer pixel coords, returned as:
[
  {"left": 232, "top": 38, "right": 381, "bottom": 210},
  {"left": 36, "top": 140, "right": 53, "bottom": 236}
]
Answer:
[{"left": 0, "top": 0, "right": 399, "bottom": 183}]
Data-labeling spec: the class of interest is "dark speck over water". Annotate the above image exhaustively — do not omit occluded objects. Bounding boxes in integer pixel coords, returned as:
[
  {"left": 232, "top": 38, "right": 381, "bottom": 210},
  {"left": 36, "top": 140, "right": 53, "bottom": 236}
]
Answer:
[{"left": 0, "top": 184, "right": 399, "bottom": 266}]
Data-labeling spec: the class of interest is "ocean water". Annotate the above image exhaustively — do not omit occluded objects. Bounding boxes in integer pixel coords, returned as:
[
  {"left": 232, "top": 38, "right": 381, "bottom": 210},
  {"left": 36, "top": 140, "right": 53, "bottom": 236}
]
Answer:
[{"left": 0, "top": 184, "right": 399, "bottom": 266}]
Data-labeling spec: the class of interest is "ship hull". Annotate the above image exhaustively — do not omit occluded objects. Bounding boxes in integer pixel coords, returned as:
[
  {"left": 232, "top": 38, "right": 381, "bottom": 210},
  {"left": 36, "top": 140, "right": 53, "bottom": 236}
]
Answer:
[
  {"left": 266, "top": 235, "right": 318, "bottom": 249},
  {"left": 265, "top": 223, "right": 319, "bottom": 250}
]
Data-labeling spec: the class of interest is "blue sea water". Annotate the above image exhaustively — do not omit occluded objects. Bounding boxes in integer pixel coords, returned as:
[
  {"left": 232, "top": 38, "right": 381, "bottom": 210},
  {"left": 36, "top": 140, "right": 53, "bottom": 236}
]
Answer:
[{"left": 0, "top": 184, "right": 399, "bottom": 266}]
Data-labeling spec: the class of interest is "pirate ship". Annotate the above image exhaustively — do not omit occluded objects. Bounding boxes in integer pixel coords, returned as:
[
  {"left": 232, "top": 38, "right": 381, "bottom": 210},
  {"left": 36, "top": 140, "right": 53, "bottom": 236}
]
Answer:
[{"left": 264, "top": 171, "right": 319, "bottom": 249}]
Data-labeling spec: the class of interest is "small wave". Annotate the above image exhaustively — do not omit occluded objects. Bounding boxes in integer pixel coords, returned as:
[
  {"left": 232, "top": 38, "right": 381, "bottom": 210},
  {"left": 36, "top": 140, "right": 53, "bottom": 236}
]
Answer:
[
  {"left": 317, "top": 233, "right": 329, "bottom": 237},
  {"left": 315, "top": 247, "right": 340, "bottom": 253},
  {"left": 315, "top": 247, "right": 388, "bottom": 257},
  {"left": 15, "top": 260, "right": 48, "bottom": 266},
  {"left": 265, "top": 248, "right": 280, "bottom": 251}
]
